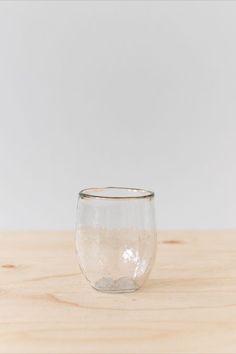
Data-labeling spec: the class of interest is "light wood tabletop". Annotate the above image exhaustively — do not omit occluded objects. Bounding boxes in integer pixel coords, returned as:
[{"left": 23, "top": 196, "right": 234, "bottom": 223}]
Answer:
[{"left": 0, "top": 231, "right": 235, "bottom": 354}]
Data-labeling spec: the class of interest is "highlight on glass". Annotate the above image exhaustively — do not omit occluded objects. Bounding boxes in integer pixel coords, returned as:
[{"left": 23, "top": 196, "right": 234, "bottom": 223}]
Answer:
[{"left": 76, "top": 187, "right": 157, "bottom": 293}]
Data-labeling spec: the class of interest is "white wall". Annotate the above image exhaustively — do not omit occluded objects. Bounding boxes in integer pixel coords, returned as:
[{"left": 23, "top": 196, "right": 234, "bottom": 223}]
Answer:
[{"left": 0, "top": 1, "right": 236, "bottom": 230}]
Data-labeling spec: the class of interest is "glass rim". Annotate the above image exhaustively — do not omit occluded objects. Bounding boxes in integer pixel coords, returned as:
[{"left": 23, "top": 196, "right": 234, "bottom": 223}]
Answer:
[{"left": 79, "top": 186, "right": 155, "bottom": 200}]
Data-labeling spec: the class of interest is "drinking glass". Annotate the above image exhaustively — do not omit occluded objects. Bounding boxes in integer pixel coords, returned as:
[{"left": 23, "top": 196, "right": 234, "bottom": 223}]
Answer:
[{"left": 76, "top": 187, "right": 157, "bottom": 293}]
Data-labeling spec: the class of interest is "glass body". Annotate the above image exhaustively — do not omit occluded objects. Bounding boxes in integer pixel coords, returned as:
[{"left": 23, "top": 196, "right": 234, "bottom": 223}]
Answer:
[{"left": 76, "top": 187, "right": 157, "bottom": 293}]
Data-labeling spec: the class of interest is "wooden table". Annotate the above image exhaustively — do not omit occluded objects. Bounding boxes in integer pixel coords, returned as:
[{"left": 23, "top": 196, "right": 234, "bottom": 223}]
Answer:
[{"left": 0, "top": 231, "right": 235, "bottom": 354}]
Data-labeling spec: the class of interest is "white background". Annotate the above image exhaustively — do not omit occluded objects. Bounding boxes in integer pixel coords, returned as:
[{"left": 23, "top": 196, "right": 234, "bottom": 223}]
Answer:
[{"left": 0, "top": 1, "right": 236, "bottom": 230}]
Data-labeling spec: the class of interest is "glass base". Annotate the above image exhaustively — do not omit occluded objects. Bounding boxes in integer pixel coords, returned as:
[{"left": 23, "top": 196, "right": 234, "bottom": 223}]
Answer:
[{"left": 93, "top": 276, "right": 139, "bottom": 293}]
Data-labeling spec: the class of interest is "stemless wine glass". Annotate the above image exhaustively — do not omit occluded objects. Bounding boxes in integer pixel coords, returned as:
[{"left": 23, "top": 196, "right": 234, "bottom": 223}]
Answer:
[{"left": 76, "top": 187, "right": 157, "bottom": 293}]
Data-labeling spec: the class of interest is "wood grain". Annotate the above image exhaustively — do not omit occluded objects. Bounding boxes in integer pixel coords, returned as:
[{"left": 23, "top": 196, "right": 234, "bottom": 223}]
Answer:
[{"left": 0, "top": 231, "right": 236, "bottom": 354}]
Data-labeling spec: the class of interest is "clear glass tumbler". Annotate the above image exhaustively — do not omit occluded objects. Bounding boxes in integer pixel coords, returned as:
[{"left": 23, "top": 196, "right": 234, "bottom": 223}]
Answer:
[{"left": 76, "top": 187, "right": 157, "bottom": 293}]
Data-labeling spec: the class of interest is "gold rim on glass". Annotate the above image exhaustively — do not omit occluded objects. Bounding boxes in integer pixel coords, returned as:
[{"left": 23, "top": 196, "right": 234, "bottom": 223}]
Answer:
[{"left": 79, "top": 187, "right": 155, "bottom": 200}]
